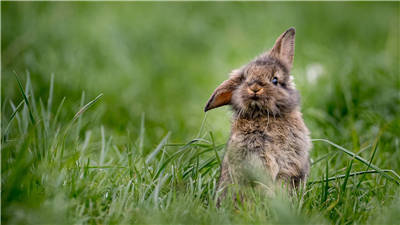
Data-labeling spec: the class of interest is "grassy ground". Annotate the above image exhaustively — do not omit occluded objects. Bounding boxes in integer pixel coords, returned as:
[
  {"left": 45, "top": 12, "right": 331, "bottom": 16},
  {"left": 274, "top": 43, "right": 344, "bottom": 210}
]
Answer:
[{"left": 2, "top": 2, "right": 400, "bottom": 225}]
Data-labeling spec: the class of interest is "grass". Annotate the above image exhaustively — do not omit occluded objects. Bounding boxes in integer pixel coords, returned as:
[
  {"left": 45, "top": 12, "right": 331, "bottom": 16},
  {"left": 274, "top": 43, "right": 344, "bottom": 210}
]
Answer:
[{"left": 2, "top": 2, "right": 400, "bottom": 225}]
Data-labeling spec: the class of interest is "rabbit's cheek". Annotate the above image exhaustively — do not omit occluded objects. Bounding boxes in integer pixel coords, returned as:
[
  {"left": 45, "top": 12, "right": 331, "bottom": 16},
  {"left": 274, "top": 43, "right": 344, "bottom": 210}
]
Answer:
[{"left": 231, "top": 90, "right": 245, "bottom": 109}]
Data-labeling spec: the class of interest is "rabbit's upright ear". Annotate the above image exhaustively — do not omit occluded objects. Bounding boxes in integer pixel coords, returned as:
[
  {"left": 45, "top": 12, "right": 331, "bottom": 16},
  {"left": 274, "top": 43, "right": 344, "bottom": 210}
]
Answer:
[
  {"left": 269, "top": 27, "right": 296, "bottom": 70},
  {"left": 204, "top": 71, "right": 242, "bottom": 112}
]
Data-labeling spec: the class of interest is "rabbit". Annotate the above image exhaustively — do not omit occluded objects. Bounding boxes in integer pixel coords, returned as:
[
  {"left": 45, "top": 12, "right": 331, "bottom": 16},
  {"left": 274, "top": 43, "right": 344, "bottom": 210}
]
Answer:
[{"left": 204, "top": 28, "right": 311, "bottom": 204}]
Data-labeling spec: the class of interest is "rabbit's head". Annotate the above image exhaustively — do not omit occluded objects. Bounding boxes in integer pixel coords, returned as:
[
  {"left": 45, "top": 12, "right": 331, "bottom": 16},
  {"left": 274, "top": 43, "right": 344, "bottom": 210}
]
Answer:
[{"left": 205, "top": 28, "right": 300, "bottom": 118}]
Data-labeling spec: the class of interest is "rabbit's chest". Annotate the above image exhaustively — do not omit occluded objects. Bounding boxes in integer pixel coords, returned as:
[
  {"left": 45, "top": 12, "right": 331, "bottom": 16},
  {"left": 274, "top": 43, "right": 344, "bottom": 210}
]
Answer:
[
  {"left": 227, "top": 130, "right": 272, "bottom": 167},
  {"left": 231, "top": 130, "right": 269, "bottom": 152},
  {"left": 228, "top": 126, "right": 305, "bottom": 178}
]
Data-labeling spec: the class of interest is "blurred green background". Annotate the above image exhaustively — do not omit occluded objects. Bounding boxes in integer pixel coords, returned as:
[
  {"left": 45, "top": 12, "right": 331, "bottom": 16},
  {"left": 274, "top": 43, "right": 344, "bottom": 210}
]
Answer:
[
  {"left": 2, "top": 2, "right": 399, "bottom": 224},
  {"left": 4, "top": 2, "right": 398, "bottom": 144}
]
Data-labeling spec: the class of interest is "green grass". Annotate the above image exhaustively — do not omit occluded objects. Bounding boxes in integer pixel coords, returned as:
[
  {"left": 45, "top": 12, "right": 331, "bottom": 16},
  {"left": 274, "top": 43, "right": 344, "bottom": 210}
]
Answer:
[{"left": 2, "top": 2, "right": 400, "bottom": 225}]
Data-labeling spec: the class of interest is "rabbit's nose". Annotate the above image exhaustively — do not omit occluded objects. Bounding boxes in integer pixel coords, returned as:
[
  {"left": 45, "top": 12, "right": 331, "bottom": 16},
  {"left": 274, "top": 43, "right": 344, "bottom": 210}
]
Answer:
[{"left": 248, "top": 85, "right": 263, "bottom": 94}]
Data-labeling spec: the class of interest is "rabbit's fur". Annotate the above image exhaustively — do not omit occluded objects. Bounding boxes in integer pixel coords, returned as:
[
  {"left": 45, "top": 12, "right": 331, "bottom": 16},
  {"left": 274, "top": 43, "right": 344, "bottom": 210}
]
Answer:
[{"left": 204, "top": 28, "right": 311, "bottom": 203}]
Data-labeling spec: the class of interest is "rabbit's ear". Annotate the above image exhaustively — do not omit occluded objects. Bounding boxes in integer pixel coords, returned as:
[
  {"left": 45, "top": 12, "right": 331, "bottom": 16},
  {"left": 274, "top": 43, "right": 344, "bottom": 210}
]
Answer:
[
  {"left": 269, "top": 27, "right": 296, "bottom": 69},
  {"left": 204, "top": 72, "right": 242, "bottom": 112}
]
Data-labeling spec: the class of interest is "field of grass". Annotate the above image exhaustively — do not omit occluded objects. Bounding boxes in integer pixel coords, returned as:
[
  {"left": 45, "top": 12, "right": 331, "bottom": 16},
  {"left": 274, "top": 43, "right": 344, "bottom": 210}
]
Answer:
[{"left": 2, "top": 2, "right": 400, "bottom": 224}]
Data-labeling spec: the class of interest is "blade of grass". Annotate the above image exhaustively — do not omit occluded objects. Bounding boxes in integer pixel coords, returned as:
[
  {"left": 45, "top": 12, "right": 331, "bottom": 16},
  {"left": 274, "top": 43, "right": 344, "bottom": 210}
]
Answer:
[
  {"left": 322, "top": 160, "right": 329, "bottom": 203},
  {"left": 138, "top": 112, "right": 145, "bottom": 155},
  {"left": 47, "top": 73, "right": 54, "bottom": 120},
  {"left": 153, "top": 140, "right": 198, "bottom": 179},
  {"left": 153, "top": 172, "right": 168, "bottom": 205},
  {"left": 341, "top": 157, "right": 354, "bottom": 193},
  {"left": 72, "top": 93, "right": 103, "bottom": 123},
  {"left": 74, "top": 166, "right": 128, "bottom": 169},
  {"left": 209, "top": 131, "right": 221, "bottom": 165},
  {"left": 309, "top": 169, "right": 396, "bottom": 185},
  {"left": 60, "top": 94, "right": 103, "bottom": 159},
  {"left": 9, "top": 101, "right": 23, "bottom": 134},
  {"left": 164, "top": 138, "right": 211, "bottom": 147},
  {"left": 3, "top": 100, "right": 24, "bottom": 140},
  {"left": 311, "top": 152, "right": 337, "bottom": 166},
  {"left": 356, "top": 134, "right": 380, "bottom": 189},
  {"left": 100, "top": 125, "right": 106, "bottom": 165},
  {"left": 52, "top": 97, "right": 66, "bottom": 128},
  {"left": 26, "top": 71, "right": 38, "bottom": 118},
  {"left": 62, "top": 93, "right": 103, "bottom": 139},
  {"left": 76, "top": 91, "right": 86, "bottom": 138},
  {"left": 14, "top": 71, "right": 35, "bottom": 124},
  {"left": 196, "top": 113, "right": 208, "bottom": 138},
  {"left": 311, "top": 144, "right": 371, "bottom": 166},
  {"left": 146, "top": 132, "right": 171, "bottom": 164},
  {"left": 312, "top": 138, "right": 400, "bottom": 184},
  {"left": 39, "top": 99, "right": 48, "bottom": 130}
]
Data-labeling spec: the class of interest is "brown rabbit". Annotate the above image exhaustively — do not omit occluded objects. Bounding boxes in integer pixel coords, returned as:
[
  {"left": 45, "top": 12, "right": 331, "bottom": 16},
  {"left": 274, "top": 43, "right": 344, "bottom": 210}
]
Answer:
[{"left": 204, "top": 28, "right": 311, "bottom": 203}]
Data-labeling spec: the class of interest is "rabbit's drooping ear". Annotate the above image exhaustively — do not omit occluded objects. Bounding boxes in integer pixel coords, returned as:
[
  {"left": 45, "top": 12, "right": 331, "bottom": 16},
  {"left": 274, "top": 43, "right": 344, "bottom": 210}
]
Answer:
[
  {"left": 204, "top": 72, "right": 242, "bottom": 112},
  {"left": 269, "top": 27, "right": 296, "bottom": 69}
]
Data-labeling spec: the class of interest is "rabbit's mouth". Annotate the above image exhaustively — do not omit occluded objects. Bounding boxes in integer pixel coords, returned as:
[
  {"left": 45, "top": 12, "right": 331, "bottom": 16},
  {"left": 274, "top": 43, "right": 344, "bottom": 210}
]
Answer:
[
  {"left": 249, "top": 98, "right": 266, "bottom": 109},
  {"left": 250, "top": 94, "right": 259, "bottom": 100}
]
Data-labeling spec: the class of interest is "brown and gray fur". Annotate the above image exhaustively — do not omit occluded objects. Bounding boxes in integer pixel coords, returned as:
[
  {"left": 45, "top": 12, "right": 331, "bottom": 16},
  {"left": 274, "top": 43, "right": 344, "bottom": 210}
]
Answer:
[{"left": 204, "top": 28, "right": 311, "bottom": 204}]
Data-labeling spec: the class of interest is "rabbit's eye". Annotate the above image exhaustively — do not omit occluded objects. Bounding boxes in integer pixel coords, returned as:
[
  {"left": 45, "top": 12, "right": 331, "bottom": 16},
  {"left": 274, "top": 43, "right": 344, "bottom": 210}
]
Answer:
[{"left": 272, "top": 77, "right": 278, "bottom": 85}]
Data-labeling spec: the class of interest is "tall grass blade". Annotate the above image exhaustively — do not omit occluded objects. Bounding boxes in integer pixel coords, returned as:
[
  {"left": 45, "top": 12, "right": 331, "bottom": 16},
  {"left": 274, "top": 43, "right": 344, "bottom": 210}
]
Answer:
[
  {"left": 196, "top": 113, "right": 208, "bottom": 138},
  {"left": 341, "top": 157, "right": 354, "bottom": 192},
  {"left": 13, "top": 71, "right": 35, "bottom": 124},
  {"left": 53, "top": 97, "right": 66, "bottom": 126},
  {"left": 146, "top": 132, "right": 170, "bottom": 164},
  {"left": 100, "top": 126, "right": 106, "bottom": 165},
  {"left": 311, "top": 152, "right": 337, "bottom": 166},
  {"left": 356, "top": 134, "right": 380, "bottom": 188},
  {"left": 309, "top": 169, "right": 396, "bottom": 185},
  {"left": 153, "top": 141, "right": 195, "bottom": 179},
  {"left": 138, "top": 112, "right": 145, "bottom": 155},
  {"left": 76, "top": 91, "right": 86, "bottom": 138},
  {"left": 153, "top": 172, "right": 168, "bottom": 205},
  {"left": 26, "top": 71, "right": 38, "bottom": 117},
  {"left": 47, "top": 73, "right": 54, "bottom": 120},
  {"left": 72, "top": 93, "right": 103, "bottom": 123},
  {"left": 209, "top": 131, "right": 221, "bottom": 165},
  {"left": 3, "top": 100, "right": 24, "bottom": 139},
  {"left": 312, "top": 138, "right": 400, "bottom": 184},
  {"left": 322, "top": 160, "right": 329, "bottom": 203}
]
